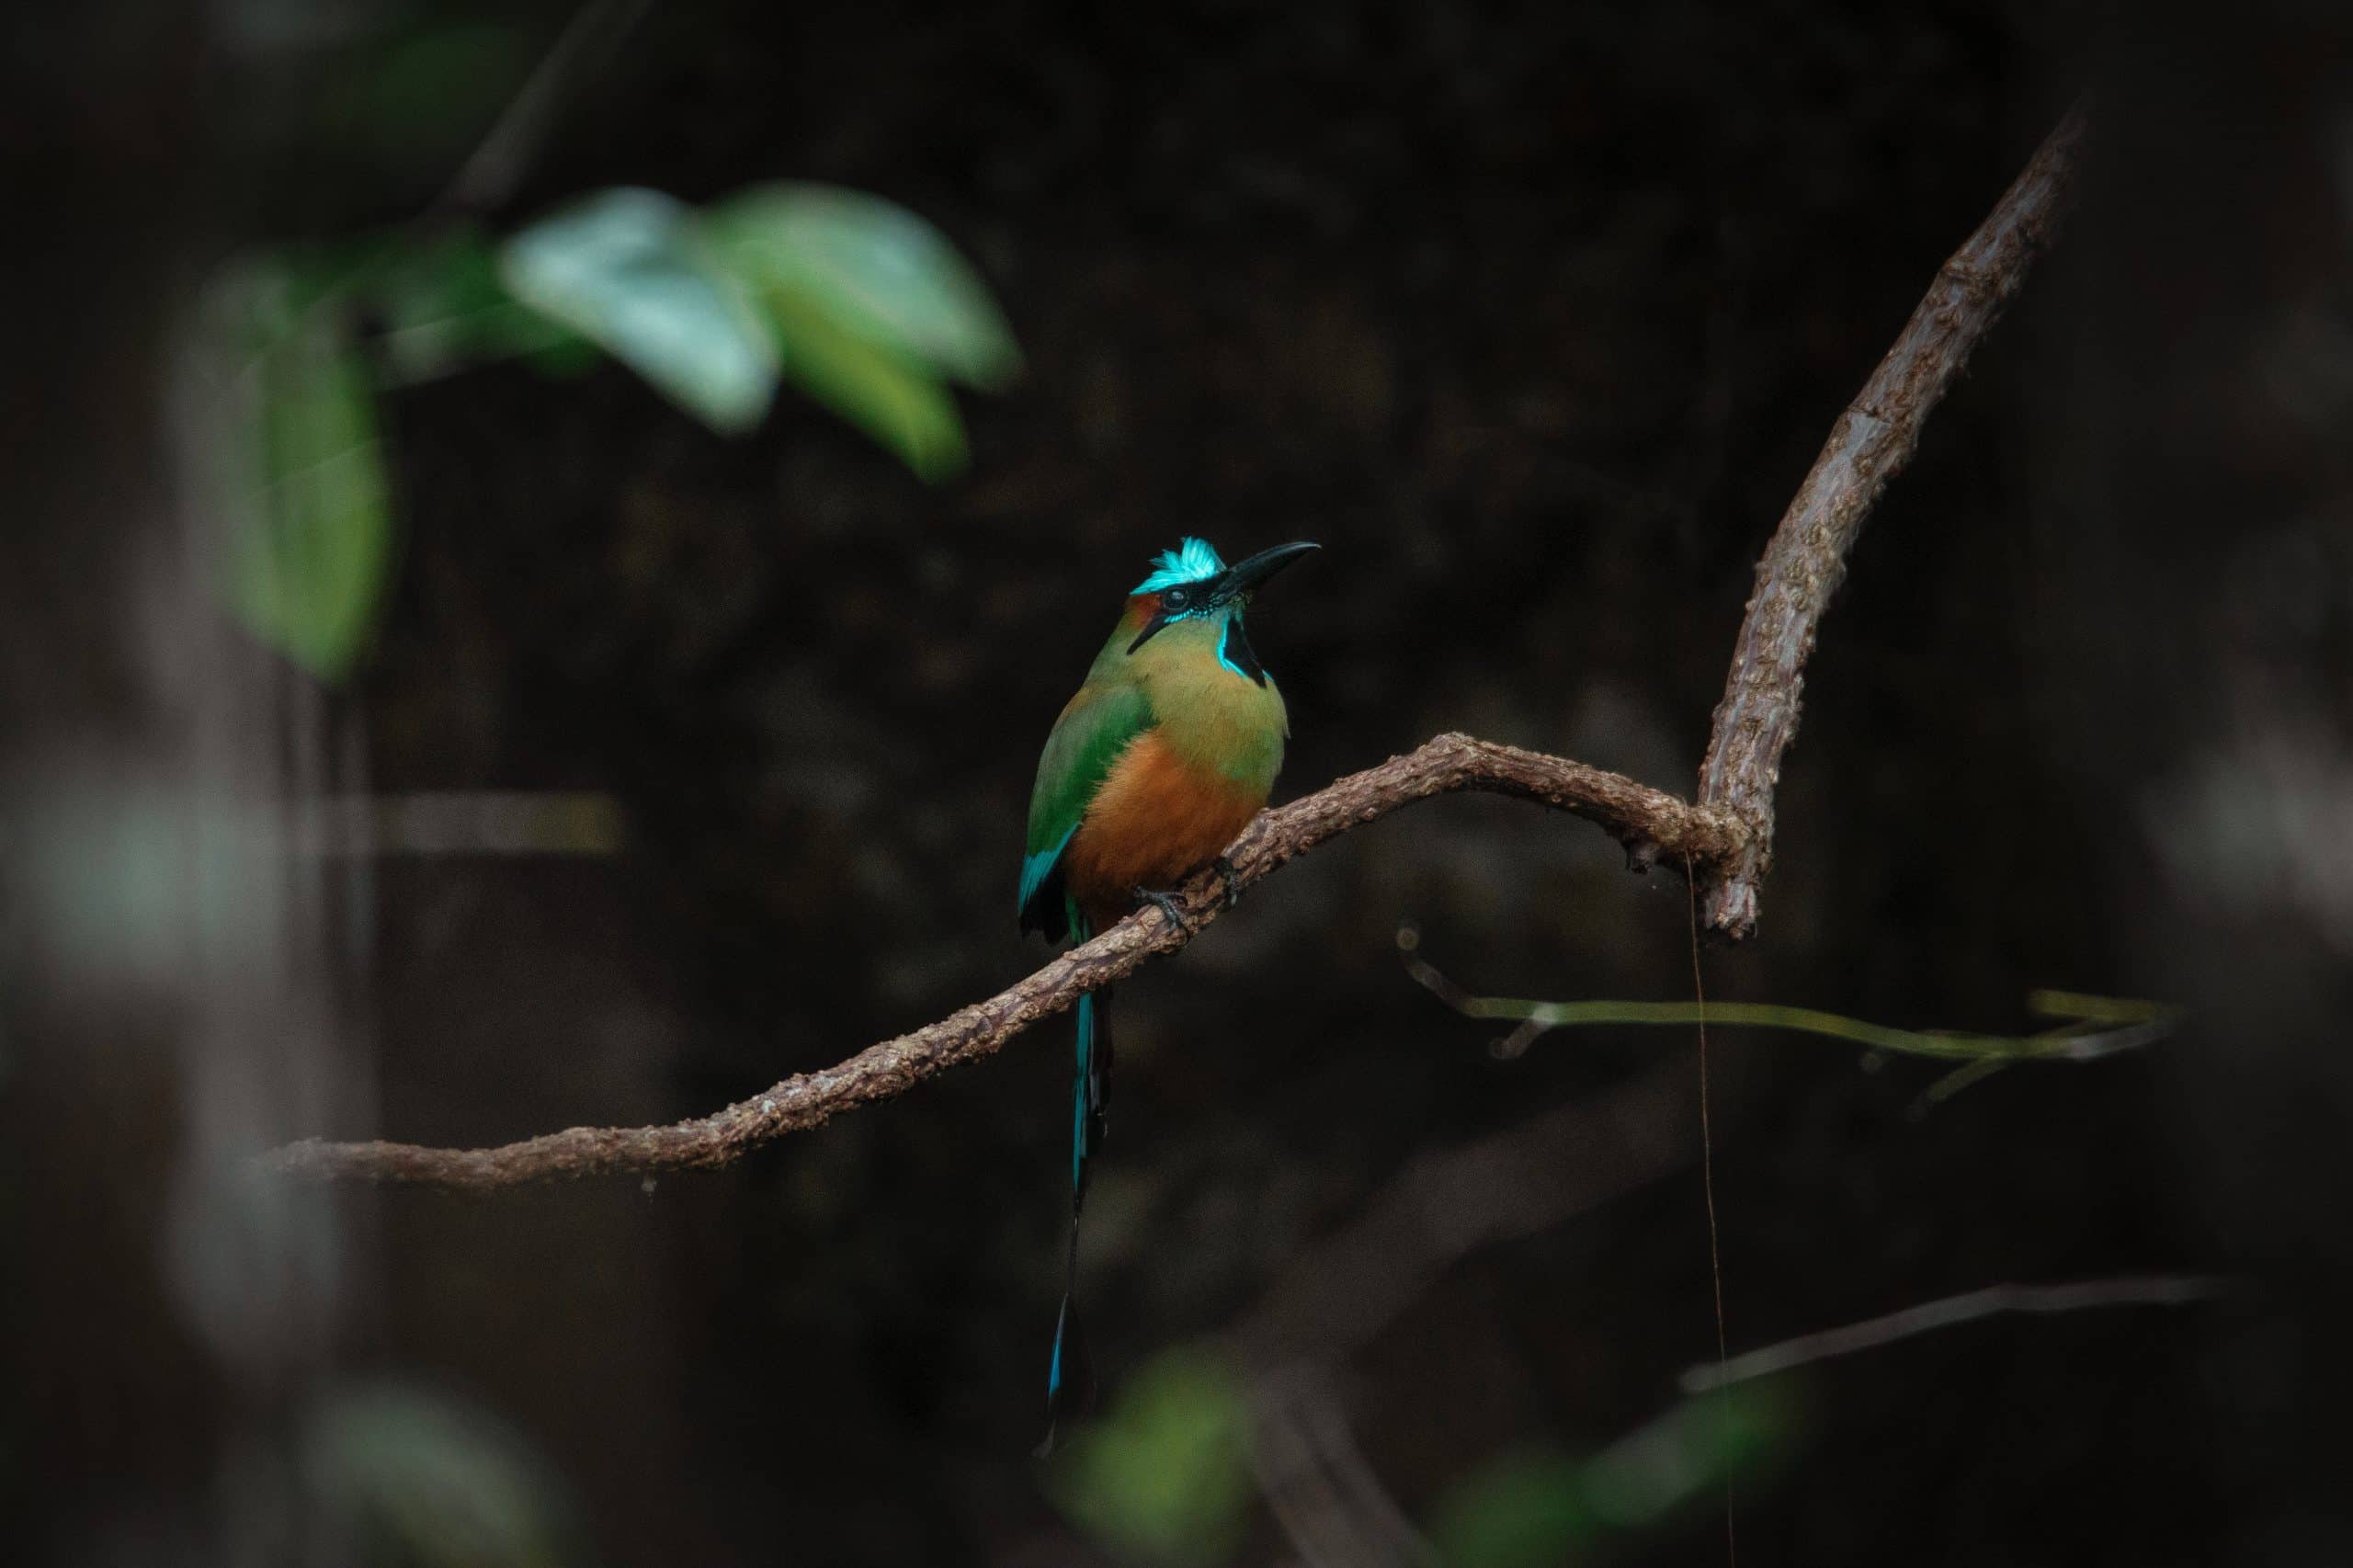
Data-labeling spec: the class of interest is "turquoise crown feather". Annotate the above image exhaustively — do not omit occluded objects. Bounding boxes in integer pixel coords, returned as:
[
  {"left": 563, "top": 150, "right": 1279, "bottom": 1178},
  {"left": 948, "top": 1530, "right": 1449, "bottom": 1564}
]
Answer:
[{"left": 1132, "top": 538, "right": 1226, "bottom": 594}]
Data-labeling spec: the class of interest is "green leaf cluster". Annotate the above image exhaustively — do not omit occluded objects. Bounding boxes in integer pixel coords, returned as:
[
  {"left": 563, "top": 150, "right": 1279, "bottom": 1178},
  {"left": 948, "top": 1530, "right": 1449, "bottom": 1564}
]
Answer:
[{"left": 201, "top": 184, "right": 1017, "bottom": 678}]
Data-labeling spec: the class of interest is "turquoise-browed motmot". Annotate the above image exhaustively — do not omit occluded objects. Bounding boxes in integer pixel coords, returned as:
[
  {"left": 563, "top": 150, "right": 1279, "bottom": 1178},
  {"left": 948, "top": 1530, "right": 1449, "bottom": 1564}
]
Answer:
[{"left": 1018, "top": 536, "right": 1317, "bottom": 1446}]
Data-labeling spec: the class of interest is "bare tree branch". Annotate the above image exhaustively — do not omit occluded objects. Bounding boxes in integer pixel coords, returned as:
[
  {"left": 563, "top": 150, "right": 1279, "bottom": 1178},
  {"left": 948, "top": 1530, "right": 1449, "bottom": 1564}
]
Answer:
[
  {"left": 261, "top": 104, "right": 2090, "bottom": 1187},
  {"left": 1248, "top": 1369, "right": 1438, "bottom": 1568},
  {"left": 262, "top": 735, "right": 1742, "bottom": 1186},
  {"left": 1696, "top": 102, "right": 2089, "bottom": 937},
  {"left": 1677, "top": 1274, "right": 2235, "bottom": 1392}
]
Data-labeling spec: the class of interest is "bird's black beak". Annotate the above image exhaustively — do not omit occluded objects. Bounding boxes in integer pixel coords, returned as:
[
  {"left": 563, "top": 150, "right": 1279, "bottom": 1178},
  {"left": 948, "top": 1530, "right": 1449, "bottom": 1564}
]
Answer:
[
  {"left": 1127, "top": 540, "right": 1319, "bottom": 662},
  {"left": 1210, "top": 540, "right": 1319, "bottom": 606}
]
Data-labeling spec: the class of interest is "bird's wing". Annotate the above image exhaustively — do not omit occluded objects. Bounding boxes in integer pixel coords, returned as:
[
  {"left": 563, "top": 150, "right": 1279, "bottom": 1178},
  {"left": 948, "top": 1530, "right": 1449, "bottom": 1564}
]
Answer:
[{"left": 1020, "top": 679, "right": 1154, "bottom": 937}]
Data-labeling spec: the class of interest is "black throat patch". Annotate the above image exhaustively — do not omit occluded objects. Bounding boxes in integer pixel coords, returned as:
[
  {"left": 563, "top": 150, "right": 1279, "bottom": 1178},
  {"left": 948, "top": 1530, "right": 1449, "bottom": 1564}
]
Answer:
[{"left": 1218, "top": 615, "right": 1268, "bottom": 687}]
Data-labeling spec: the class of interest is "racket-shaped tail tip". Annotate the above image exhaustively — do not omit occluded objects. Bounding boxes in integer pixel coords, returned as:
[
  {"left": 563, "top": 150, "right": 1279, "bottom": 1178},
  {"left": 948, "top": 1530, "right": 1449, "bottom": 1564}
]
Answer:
[{"left": 1036, "top": 1294, "right": 1095, "bottom": 1457}]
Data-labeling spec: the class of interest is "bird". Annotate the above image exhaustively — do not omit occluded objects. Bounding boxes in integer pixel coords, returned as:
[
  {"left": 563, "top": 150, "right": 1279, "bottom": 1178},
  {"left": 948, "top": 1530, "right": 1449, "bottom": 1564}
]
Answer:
[{"left": 1018, "top": 535, "right": 1317, "bottom": 1449}]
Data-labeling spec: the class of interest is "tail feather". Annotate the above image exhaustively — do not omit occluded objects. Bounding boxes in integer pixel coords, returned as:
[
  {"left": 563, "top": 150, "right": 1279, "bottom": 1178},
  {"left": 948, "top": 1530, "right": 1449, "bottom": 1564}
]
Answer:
[
  {"left": 1045, "top": 909, "right": 1112, "bottom": 1448},
  {"left": 1072, "top": 986, "right": 1113, "bottom": 1207},
  {"left": 1037, "top": 1270, "right": 1095, "bottom": 1455}
]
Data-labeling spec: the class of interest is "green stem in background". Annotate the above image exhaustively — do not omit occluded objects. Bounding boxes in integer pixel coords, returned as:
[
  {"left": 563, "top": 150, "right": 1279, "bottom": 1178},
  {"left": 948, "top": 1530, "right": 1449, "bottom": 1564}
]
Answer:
[{"left": 1398, "top": 926, "right": 2180, "bottom": 1073}]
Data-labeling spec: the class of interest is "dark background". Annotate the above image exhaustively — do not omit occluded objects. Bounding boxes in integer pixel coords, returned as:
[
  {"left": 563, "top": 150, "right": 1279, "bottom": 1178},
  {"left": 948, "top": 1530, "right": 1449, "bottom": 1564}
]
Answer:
[{"left": 10, "top": 1, "right": 2353, "bottom": 1563}]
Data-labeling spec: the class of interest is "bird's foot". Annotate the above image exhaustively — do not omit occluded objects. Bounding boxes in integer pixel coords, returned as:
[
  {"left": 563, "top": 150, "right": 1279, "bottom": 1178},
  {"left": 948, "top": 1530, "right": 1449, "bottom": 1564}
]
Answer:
[
  {"left": 1131, "top": 885, "right": 1190, "bottom": 936},
  {"left": 1215, "top": 857, "right": 1243, "bottom": 910}
]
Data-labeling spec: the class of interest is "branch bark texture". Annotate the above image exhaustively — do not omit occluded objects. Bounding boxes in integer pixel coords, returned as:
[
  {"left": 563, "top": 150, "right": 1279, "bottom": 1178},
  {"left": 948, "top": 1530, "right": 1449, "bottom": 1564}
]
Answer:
[
  {"left": 1695, "top": 103, "right": 2086, "bottom": 937},
  {"left": 265, "top": 105, "right": 2087, "bottom": 1186},
  {"left": 265, "top": 736, "right": 1742, "bottom": 1186}
]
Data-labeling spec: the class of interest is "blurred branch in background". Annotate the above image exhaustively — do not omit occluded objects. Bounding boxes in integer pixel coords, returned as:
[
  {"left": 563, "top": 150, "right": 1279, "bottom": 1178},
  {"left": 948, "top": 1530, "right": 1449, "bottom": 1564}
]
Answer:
[
  {"left": 256, "top": 102, "right": 2087, "bottom": 1186},
  {"left": 1042, "top": 1060, "right": 1772, "bottom": 1565},
  {"left": 1046, "top": 1344, "right": 1790, "bottom": 1568},
  {"left": 1678, "top": 1276, "right": 2238, "bottom": 1393},
  {"left": 434, "top": 0, "right": 656, "bottom": 215},
  {"left": 1049, "top": 1062, "right": 2218, "bottom": 1564},
  {"left": 1230, "top": 1055, "right": 1700, "bottom": 1370},
  {"left": 1247, "top": 1370, "right": 1437, "bottom": 1568},
  {"left": 300, "top": 792, "right": 624, "bottom": 857},
  {"left": 1223, "top": 1064, "right": 1716, "bottom": 1563}
]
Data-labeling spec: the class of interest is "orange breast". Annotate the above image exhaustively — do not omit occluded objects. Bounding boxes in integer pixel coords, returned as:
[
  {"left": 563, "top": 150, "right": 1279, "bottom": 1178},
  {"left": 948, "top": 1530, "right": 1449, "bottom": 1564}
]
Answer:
[{"left": 1063, "top": 731, "right": 1267, "bottom": 927}]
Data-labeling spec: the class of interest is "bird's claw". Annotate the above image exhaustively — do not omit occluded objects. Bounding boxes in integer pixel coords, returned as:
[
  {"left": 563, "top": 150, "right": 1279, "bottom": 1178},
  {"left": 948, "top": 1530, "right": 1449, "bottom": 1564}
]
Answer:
[
  {"left": 1131, "top": 885, "right": 1190, "bottom": 936},
  {"left": 1215, "top": 857, "right": 1243, "bottom": 910}
]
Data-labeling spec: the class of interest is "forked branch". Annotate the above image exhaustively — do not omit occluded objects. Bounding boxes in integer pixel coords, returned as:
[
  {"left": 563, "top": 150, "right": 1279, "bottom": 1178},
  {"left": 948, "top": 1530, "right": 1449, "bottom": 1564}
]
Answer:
[{"left": 263, "top": 105, "right": 2089, "bottom": 1186}]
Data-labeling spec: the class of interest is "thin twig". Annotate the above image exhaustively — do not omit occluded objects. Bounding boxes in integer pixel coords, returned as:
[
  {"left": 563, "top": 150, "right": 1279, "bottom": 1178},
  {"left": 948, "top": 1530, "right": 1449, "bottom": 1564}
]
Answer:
[
  {"left": 1401, "top": 942, "right": 2177, "bottom": 1066},
  {"left": 261, "top": 735, "right": 1742, "bottom": 1186},
  {"left": 1678, "top": 1276, "right": 2237, "bottom": 1392},
  {"left": 1695, "top": 102, "right": 2090, "bottom": 937},
  {"left": 433, "top": 0, "right": 656, "bottom": 216}
]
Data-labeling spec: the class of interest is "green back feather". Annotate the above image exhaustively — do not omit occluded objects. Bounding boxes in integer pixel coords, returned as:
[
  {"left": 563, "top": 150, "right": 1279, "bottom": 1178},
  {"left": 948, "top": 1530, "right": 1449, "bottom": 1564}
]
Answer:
[
  {"left": 1020, "top": 678, "right": 1152, "bottom": 933},
  {"left": 1027, "top": 679, "right": 1153, "bottom": 860}
]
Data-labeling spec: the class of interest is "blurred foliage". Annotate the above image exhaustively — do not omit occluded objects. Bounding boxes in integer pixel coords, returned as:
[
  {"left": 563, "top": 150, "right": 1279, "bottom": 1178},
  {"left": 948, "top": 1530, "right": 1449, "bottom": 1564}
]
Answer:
[
  {"left": 1043, "top": 1348, "right": 1795, "bottom": 1567},
  {"left": 501, "top": 188, "right": 777, "bottom": 434},
  {"left": 1042, "top": 1346, "right": 1255, "bottom": 1567},
  {"left": 708, "top": 183, "right": 1022, "bottom": 482},
  {"left": 199, "top": 182, "right": 1017, "bottom": 679},
  {"left": 200, "top": 261, "right": 396, "bottom": 684},
  {"left": 375, "top": 228, "right": 592, "bottom": 384},
  {"left": 1429, "top": 1383, "right": 1794, "bottom": 1568},
  {"left": 301, "top": 1380, "right": 585, "bottom": 1568},
  {"left": 708, "top": 184, "right": 1022, "bottom": 387}
]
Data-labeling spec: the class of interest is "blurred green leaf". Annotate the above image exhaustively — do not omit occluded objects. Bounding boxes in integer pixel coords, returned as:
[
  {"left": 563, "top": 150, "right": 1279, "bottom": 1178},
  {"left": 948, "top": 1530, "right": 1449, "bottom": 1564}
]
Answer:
[
  {"left": 1429, "top": 1385, "right": 1790, "bottom": 1568},
  {"left": 500, "top": 187, "right": 778, "bottom": 434},
  {"left": 1043, "top": 1346, "right": 1254, "bottom": 1568},
  {"left": 1577, "top": 1387, "right": 1781, "bottom": 1528},
  {"left": 763, "top": 282, "right": 969, "bottom": 482},
  {"left": 374, "top": 227, "right": 588, "bottom": 385},
  {"left": 374, "top": 225, "right": 585, "bottom": 381},
  {"left": 707, "top": 182, "right": 1022, "bottom": 391},
  {"left": 303, "top": 1381, "right": 580, "bottom": 1568},
  {"left": 209, "top": 266, "right": 393, "bottom": 682},
  {"left": 1429, "top": 1449, "right": 1593, "bottom": 1568}
]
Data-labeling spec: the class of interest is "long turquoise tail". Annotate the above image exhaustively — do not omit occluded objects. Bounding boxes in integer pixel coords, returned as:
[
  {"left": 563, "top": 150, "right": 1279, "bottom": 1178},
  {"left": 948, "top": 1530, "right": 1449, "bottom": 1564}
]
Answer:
[{"left": 1041, "top": 915, "right": 1110, "bottom": 1453}]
